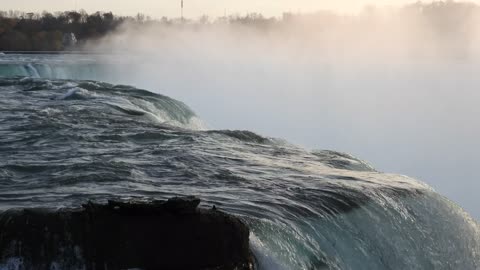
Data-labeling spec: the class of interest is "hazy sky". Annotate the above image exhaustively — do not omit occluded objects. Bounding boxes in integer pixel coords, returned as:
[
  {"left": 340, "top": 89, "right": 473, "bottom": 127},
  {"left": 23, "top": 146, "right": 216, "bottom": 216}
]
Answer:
[{"left": 0, "top": 0, "right": 450, "bottom": 18}]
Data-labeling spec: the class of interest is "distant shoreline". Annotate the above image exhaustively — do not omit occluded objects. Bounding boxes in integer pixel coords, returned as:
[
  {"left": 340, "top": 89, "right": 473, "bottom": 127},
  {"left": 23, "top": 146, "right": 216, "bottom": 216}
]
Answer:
[{"left": 0, "top": 51, "right": 106, "bottom": 55}]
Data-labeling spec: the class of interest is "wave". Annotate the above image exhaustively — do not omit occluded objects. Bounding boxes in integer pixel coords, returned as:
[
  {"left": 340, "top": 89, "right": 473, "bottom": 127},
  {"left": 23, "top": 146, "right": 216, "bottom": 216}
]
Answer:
[
  {"left": 0, "top": 77, "right": 204, "bottom": 130},
  {"left": 0, "top": 77, "right": 478, "bottom": 269},
  {"left": 208, "top": 130, "right": 272, "bottom": 144},
  {"left": 311, "top": 150, "right": 376, "bottom": 172}
]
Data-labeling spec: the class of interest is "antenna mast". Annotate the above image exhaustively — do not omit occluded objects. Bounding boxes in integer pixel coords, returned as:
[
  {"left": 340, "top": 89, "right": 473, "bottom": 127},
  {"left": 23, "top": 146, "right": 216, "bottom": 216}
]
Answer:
[{"left": 181, "top": 0, "right": 184, "bottom": 21}]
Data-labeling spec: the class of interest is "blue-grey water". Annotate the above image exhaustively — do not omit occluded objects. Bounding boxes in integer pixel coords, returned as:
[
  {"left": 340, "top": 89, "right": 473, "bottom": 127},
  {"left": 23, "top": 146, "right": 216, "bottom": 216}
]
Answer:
[{"left": 0, "top": 54, "right": 479, "bottom": 270}]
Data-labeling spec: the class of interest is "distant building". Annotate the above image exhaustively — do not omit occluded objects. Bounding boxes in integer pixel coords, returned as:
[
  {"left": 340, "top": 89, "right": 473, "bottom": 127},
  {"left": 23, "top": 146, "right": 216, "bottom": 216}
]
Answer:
[{"left": 62, "top": 33, "right": 77, "bottom": 48}]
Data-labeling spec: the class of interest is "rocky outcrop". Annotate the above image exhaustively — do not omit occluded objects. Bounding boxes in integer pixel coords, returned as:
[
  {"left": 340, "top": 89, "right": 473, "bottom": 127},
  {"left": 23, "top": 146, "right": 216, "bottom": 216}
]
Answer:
[{"left": 0, "top": 197, "right": 255, "bottom": 270}]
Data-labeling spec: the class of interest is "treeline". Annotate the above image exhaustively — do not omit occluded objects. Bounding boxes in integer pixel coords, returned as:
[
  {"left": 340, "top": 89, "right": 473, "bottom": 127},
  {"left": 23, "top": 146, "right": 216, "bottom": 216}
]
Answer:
[
  {"left": 0, "top": 10, "right": 128, "bottom": 51},
  {"left": 1, "top": 1, "right": 479, "bottom": 51}
]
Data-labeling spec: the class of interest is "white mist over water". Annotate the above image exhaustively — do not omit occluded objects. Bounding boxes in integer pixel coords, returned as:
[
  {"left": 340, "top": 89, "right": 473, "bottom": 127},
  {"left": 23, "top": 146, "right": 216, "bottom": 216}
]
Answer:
[{"left": 83, "top": 8, "right": 480, "bottom": 220}]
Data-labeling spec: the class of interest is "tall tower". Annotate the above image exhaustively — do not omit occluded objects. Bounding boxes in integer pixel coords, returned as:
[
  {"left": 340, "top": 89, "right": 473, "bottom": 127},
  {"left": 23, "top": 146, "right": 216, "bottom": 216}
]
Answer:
[{"left": 181, "top": 0, "right": 184, "bottom": 21}]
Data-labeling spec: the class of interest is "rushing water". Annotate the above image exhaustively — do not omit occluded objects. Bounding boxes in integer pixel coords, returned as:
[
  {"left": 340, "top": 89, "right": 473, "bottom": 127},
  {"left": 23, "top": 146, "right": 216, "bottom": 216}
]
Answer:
[{"left": 0, "top": 54, "right": 479, "bottom": 270}]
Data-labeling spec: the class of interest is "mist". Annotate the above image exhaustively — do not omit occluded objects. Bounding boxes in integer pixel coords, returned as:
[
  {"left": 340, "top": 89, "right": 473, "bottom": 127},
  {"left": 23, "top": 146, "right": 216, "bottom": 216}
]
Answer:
[{"left": 83, "top": 4, "right": 480, "bottom": 219}]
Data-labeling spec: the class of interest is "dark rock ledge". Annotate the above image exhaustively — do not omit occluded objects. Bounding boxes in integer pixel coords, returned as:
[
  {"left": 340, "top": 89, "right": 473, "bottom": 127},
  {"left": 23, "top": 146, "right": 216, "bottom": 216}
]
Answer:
[{"left": 0, "top": 196, "right": 255, "bottom": 270}]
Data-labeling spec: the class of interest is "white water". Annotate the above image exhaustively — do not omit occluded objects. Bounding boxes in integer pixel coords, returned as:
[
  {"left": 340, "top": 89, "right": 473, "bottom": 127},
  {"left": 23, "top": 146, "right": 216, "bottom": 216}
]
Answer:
[{"left": 0, "top": 76, "right": 478, "bottom": 270}]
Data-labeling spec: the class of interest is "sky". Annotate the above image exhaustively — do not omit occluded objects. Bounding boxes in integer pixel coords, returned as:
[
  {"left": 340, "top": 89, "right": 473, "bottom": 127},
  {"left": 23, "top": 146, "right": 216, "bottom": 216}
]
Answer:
[{"left": 0, "top": 0, "right": 451, "bottom": 18}]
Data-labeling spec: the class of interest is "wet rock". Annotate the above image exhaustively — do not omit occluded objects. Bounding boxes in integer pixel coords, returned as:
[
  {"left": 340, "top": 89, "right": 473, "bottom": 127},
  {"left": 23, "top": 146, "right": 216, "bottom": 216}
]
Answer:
[{"left": 0, "top": 197, "right": 254, "bottom": 270}]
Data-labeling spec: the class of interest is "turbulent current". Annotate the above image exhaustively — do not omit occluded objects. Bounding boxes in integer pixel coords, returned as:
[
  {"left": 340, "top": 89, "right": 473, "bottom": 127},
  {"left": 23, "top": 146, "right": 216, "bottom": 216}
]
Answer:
[{"left": 0, "top": 54, "right": 479, "bottom": 270}]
